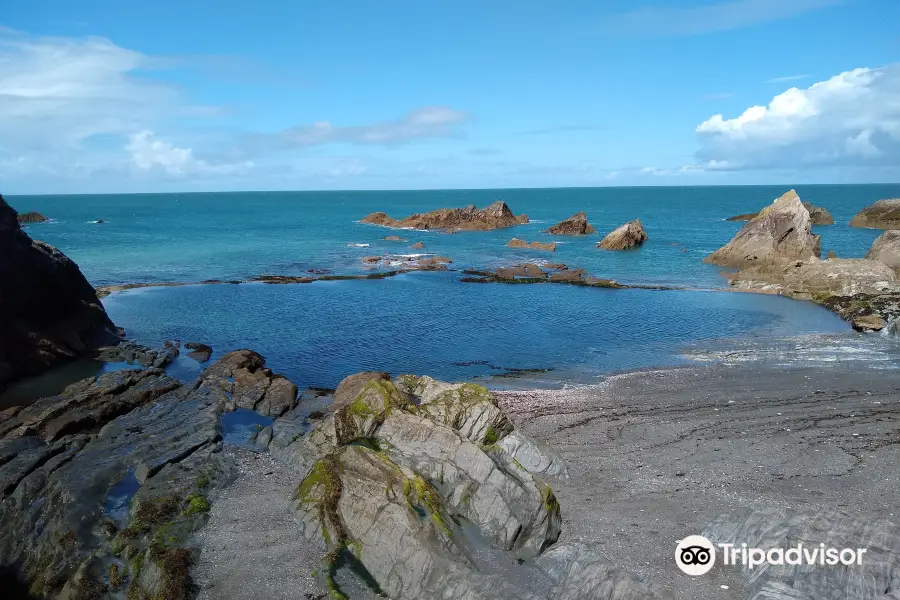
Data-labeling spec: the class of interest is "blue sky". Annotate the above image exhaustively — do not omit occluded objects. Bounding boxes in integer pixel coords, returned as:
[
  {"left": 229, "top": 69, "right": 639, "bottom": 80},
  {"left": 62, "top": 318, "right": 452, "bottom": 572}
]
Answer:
[{"left": 1, "top": 0, "right": 898, "bottom": 193}]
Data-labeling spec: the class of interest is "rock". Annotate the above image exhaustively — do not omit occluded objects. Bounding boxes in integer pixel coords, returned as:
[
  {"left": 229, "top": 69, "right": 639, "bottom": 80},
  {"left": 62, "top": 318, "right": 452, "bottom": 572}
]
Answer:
[
  {"left": 852, "top": 314, "right": 886, "bottom": 332},
  {"left": 0, "top": 353, "right": 259, "bottom": 598},
  {"left": 549, "top": 269, "right": 587, "bottom": 283},
  {"left": 95, "top": 340, "right": 179, "bottom": 369},
  {"left": 0, "top": 194, "right": 119, "bottom": 392},
  {"left": 827, "top": 249, "right": 838, "bottom": 259},
  {"left": 850, "top": 199, "right": 900, "bottom": 229},
  {"left": 417, "top": 256, "right": 453, "bottom": 267},
  {"left": 597, "top": 219, "right": 647, "bottom": 250},
  {"left": 817, "top": 292, "right": 900, "bottom": 331},
  {"left": 507, "top": 238, "right": 557, "bottom": 251},
  {"left": 729, "top": 258, "right": 898, "bottom": 297},
  {"left": 16, "top": 211, "right": 48, "bottom": 224},
  {"left": 200, "top": 349, "right": 297, "bottom": 413},
  {"left": 705, "top": 190, "right": 821, "bottom": 269},
  {"left": 516, "top": 214, "right": 529, "bottom": 224},
  {"left": 383, "top": 235, "right": 406, "bottom": 241},
  {"left": 865, "top": 230, "right": 900, "bottom": 273},
  {"left": 803, "top": 202, "right": 834, "bottom": 225},
  {"left": 361, "top": 201, "right": 527, "bottom": 232},
  {"left": 546, "top": 212, "right": 596, "bottom": 235},
  {"left": 496, "top": 263, "right": 547, "bottom": 279},
  {"left": 332, "top": 371, "right": 392, "bottom": 409},
  {"left": 306, "top": 268, "right": 330, "bottom": 274},
  {"left": 543, "top": 263, "right": 568, "bottom": 271},
  {"left": 185, "top": 341, "right": 213, "bottom": 363},
  {"left": 727, "top": 202, "right": 834, "bottom": 225},
  {"left": 361, "top": 256, "right": 382, "bottom": 264},
  {"left": 410, "top": 241, "right": 425, "bottom": 249},
  {"left": 255, "top": 377, "right": 299, "bottom": 417}
]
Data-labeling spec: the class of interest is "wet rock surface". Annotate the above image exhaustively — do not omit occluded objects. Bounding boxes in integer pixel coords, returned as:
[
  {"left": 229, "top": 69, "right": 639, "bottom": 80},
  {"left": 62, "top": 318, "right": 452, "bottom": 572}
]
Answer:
[
  {"left": 361, "top": 201, "right": 528, "bottom": 232},
  {"left": 546, "top": 212, "right": 596, "bottom": 235},
  {"left": 850, "top": 198, "right": 900, "bottom": 229},
  {"left": 0, "top": 194, "right": 119, "bottom": 392},
  {"left": 597, "top": 219, "right": 648, "bottom": 250},
  {"left": 706, "top": 190, "right": 821, "bottom": 269}
]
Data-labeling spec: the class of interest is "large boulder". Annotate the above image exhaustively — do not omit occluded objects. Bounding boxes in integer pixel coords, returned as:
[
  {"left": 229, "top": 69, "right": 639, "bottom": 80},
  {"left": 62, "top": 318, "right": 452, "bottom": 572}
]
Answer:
[
  {"left": 0, "top": 194, "right": 119, "bottom": 391},
  {"left": 705, "top": 190, "right": 821, "bottom": 269},
  {"left": 361, "top": 201, "right": 528, "bottom": 232},
  {"left": 865, "top": 230, "right": 900, "bottom": 273},
  {"left": 850, "top": 199, "right": 900, "bottom": 229},
  {"left": 597, "top": 219, "right": 647, "bottom": 250},
  {"left": 546, "top": 212, "right": 596, "bottom": 235}
]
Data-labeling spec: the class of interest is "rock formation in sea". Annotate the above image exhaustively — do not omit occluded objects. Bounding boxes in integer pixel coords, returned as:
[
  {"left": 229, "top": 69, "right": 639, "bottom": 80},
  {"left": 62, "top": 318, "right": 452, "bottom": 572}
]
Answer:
[
  {"left": 506, "top": 238, "right": 557, "bottom": 251},
  {"left": 546, "top": 212, "right": 596, "bottom": 235},
  {"left": 865, "top": 230, "right": 900, "bottom": 273},
  {"left": 728, "top": 258, "right": 897, "bottom": 297},
  {"left": 705, "top": 190, "right": 821, "bottom": 269},
  {"left": 410, "top": 241, "right": 425, "bottom": 249},
  {"left": 360, "top": 201, "right": 527, "bottom": 232},
  {"left": 16, "top": 211, "right": 48, "bottom": 224},
  {"left": 0, "top": 194, "right": 119, "bottom": 392},
  {"left": 727, "top": 201, "right": 834, "bottom": 225},
  {"left": 461, "top": 264, "right": 622, "bottom": 288},
  {"left": 597, "top": 219, "right": 647, "bottom": 250},
  {"left": 185, "top": 342, "right": 214, "bottom": 363},
  {"left": 850, "top": 199, "right": 900, "bottom": 229}
]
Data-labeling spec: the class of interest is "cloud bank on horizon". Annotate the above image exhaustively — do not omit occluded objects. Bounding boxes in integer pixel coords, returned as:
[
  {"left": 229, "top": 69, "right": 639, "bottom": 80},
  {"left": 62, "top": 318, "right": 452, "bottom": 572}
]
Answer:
[{"left": 0, "top": 0, "right": 898, "bottom": 193}]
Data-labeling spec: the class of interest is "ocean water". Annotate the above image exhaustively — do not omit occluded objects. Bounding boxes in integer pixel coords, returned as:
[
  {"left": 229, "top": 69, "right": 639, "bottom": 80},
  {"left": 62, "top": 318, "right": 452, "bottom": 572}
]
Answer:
[{"left": 7, "top": 184, "right": 900, "bottom": 390}]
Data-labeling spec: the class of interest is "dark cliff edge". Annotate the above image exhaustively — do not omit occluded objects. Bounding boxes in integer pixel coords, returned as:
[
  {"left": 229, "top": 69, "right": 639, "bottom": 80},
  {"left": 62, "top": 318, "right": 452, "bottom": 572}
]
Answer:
[{"left": 0, "top": 194, "right": 119, "bottom": 392}]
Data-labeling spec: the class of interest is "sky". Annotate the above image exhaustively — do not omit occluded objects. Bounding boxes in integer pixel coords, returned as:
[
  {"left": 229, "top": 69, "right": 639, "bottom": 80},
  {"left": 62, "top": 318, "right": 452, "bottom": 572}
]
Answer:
[{"left": 1, "top": 0, "right": 899, "bottom": 194}]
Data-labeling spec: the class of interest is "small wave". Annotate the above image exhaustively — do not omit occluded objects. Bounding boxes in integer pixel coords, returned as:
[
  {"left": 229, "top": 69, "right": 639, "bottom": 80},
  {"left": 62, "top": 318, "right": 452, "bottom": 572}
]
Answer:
[
  {"left": 392, "top": 253, "right": 435, "bottom": 259},
  {"left": 347, "top": 243, "right": 370, "bottom": 248}
]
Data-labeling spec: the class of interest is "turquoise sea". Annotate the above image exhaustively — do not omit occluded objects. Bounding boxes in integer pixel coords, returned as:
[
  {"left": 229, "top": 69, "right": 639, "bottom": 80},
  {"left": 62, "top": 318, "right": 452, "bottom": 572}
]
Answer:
[{"left": 7, "top": 184, "right": 900, "bottom": 391}]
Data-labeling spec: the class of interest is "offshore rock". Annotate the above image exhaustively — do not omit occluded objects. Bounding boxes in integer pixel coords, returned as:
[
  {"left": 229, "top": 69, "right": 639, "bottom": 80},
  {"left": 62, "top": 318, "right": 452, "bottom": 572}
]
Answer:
[
  {"left": 597, "top": 219, "right": 648, "bottom": 250},
  {"left": 728, "top": 202, "right": 834, "bottom": 225},
  {"left": 850, "top": 199, "right": 900, "bottom": 229},
  {"left": 547, "top": 212, "right": 596, "bottom": 235},
  {"left": 507, "top": 238, "right": 557, "bottom": 251},
  {"left": 706, "top": 190, "right": 821, "bottom": 269},
  {"left": 16, "top": 211, "right": 48, "bottom": 224},
  {"left": 361, "top": 201, "right": 527, "bottom": 232},
  {"left": 0, "top": 194, "right": 119, "bottom": 392}
]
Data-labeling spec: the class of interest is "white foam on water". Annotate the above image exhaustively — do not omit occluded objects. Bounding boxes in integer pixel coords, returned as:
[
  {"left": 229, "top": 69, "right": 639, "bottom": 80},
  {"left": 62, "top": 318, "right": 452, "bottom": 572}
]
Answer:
[{"left": 347, "top": 243, "right": 370, "bottom": 248}]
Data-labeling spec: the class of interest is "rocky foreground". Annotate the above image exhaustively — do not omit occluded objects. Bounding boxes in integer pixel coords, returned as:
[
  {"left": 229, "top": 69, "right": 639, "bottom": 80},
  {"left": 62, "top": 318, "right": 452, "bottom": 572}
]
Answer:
[
  {"left": 0, "top": 352, "right": 669, "bottom": 600},
  {"left": 361, "top": 201, "right": 528, "bottom": 232}
]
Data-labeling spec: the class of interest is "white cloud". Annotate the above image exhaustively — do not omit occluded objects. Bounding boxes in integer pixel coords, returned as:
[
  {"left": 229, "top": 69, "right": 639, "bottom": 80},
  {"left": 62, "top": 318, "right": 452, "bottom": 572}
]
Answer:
[
  {"left": 126, "top": 130, "right": 253, "bottom": 177},
  {"left": 278, "top": 107, "right": 470, "bottom": 148},
  {"left": 600, "top": 0, "right": 842, "bottom": 37},
  {"left": 767, "top": 74, "right": 810, "bottom": 83},
  {"left": 695, "top": 64, "right": 900, "bottom": 170}
]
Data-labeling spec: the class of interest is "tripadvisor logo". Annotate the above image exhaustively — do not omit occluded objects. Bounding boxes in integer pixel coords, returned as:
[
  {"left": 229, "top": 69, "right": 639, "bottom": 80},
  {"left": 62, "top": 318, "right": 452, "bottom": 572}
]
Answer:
[{"left": 675, "top": 534, "right": 868, "bottom": 576}]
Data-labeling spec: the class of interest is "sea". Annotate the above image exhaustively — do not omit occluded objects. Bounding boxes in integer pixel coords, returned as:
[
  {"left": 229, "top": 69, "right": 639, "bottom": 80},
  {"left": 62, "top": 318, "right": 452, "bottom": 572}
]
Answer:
[{"left": 6, "top": 184, "right": 900, "bottom": 395}]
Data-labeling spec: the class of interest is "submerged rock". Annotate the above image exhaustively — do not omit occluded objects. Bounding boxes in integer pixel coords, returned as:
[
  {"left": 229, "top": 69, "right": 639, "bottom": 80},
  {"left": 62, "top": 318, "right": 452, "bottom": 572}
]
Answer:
[
  {"left": 16, "top": 211, "right": 48, "bottom": 224},
  {"left": 850, "top": 199, "right": 900, "bottom": 229},
  {"left": 597, "top": 219, "right": 647, "bottom": 250},
  {"left": 507, "top": 238, "right": 557, "bottom": 251},
  {"left": 410, "top": 241, "right": 425, "bottom": 249},
  {"left": 361, "top": 201, "right": 527, "bottom": 232},
  {"left": 185, "top": 341, "right": 213, "bottom": 363},
  {"left": 0, "top": 194, "right": 119, "bottom": 392},
  {"left": 705, "top": 190, "right": 821, "bottom": 269},
  {"left": 546, "top": 212, "right": 596, "bottom": 235},
  {"left": 865, "top": 230, "right": 900, "bottom": 273}
]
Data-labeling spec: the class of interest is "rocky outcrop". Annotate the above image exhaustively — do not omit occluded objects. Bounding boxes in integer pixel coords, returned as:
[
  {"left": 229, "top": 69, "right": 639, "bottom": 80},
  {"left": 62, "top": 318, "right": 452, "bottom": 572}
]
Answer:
[
  {"left": 705, "top": 190, "right": 821, "bottom": 269},
  {"left": 0, "top": 194, "right": 119, "bottom": 392},
  {"left": 850, "top": 199, "right": 900, "bottom": 229},
  {"left": 546, "top": 212, "right": 595, "bottom": 235},
  {"left": 460, "top": 264, "right": 622, "bottom": 288},
  {"left": 865, "top": 230, "right": 900, "bottom": 273},
  {"left": 727, "top": 201, "right": 833, "bottom": 225},
  {"left": 597, "top": 219, "right": 647, "bottom": 250},
  {"left": 729, "top": 258, "right": 897, "bottom": 297},
  {"left": 0, "top": 352, "right": 260, "bottom": 599},
  {"left": 816, "top": 292, "right": 900, "bottom": 332},
  {"left": 17, "top": 211, "right": 48, "bottom": 224},
  {"left": 95, "top": 340, "right": 180, "bottom": 369},
  {"left": 201, "top": 350, "right": 298, "bottom": 416},
  {"left": 361, "top": 201, "right": 528, "bottom": 232},
  {"left": 410, "top": 241, "right": 424, "bottom": 249},
  {"left": 506, "top": 238, "right": 557, "bottom": 251},
  {"left": 262, "top": 373, "right": 666, "bottom": 600}
]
